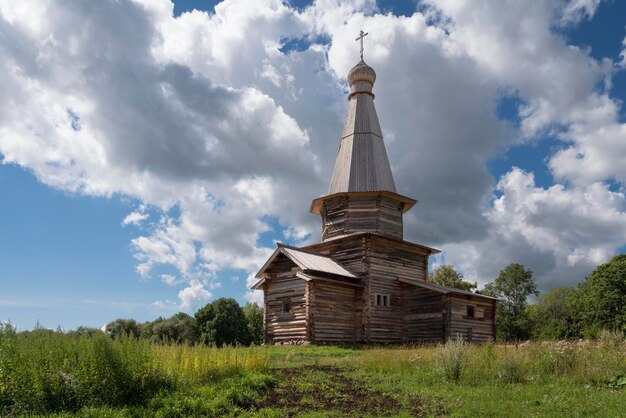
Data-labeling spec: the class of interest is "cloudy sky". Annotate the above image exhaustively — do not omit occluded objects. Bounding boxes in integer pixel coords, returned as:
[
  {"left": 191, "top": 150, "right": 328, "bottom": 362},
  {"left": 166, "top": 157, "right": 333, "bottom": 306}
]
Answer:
[{"left": 1, "top": 0, "right": 625, "bottom": 330}]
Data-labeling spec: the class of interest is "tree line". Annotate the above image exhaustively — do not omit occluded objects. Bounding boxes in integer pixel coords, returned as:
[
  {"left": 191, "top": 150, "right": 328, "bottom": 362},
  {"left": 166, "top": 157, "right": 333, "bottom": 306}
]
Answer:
[
  {"left": 101, "top": 299, "right": 263, "bottom": 346},
  {"left": 428, "top": 254, "right": 626, "bottom": 341}
]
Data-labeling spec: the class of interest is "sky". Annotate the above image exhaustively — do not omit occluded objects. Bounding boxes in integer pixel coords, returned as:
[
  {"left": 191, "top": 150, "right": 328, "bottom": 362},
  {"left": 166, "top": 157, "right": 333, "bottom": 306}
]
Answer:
[{"left": 1, "top": 0, "right": 625, "bottom": 330}]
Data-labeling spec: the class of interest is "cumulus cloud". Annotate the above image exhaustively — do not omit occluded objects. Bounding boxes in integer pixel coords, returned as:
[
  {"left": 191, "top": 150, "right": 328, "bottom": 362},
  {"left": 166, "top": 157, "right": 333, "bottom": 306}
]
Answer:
[
  {"left": 445, "top": 168, "right": 626, "bottom": 290},
  {"left": 0, "top": 0, "right": 625, "bottom": 306},
  {"left": 177, "top": 279, "right": 212, "bottom": 311}
]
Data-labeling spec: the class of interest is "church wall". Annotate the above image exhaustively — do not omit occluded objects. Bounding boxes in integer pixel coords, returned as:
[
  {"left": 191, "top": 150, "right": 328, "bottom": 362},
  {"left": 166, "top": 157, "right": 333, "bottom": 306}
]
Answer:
[
  {"left": 321, "top": 194, "right": 403, "bottom": 241},
  {"left": 310, "top": 281, "right": 362, "bottom": 343},
  {"left": 264, "top": 273, "right": 308, "bottom": 344},
  {"left": 401, "top": 285, "right": 445, "bottom": 343},
  {"left": 447, "top": 295, "right": 496, "bottom": 343},
  {"left": 366, "top": 235, "right": 430, "bottom": 342},
  {"left": 304, "top": 235, "right": 368, "bottom": 277}
]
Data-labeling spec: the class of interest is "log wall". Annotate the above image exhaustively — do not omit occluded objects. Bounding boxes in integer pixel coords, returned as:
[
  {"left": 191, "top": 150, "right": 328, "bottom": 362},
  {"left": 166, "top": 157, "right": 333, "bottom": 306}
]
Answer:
[
  {"left": 305, "top": 234, "right": 368, "bottom": 277},
  {"left": 402, "top": 285, "right": 445, "bottom": 343},
  {"left": 366, "top": 235, "right": 430, "bottom": 342},
  {"left": 446, "top": 295, "right": 496, "bottom": 343},
  {"left": 321, "top": 194, "right": 404, "bottom": 241},
  {"left": 310, "top": 281, "right": 362, "bottom": 343},
  {"left": 264, "top": 270, "right": 308, "bottom": 344}
]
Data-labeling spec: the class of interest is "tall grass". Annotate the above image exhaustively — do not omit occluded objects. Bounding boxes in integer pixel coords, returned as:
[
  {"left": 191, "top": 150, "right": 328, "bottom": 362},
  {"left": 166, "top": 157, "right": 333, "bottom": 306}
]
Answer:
[
  {"left": 437, "top": 335, "right": 469, "bottom": 383},
  {"left": 151, "top": 343, "right": 268, "bottom": 384},
  {"left": 0, "top": 325, "right": 268, "bottom": 416}
]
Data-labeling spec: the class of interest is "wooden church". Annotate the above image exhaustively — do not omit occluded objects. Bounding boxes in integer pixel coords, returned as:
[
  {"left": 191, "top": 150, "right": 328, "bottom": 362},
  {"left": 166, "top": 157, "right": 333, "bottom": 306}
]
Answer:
[{"left": 252, "top": 34, "right": 497, "bottom": 344}]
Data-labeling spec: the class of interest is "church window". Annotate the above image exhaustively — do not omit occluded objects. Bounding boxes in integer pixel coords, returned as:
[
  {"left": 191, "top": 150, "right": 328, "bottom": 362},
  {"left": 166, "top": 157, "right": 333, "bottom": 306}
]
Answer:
[
  {"left": 282, "top": 300, "right": 291, "bottom": 313},
  {"left": 466, "top": 305, "right": 475, "bottom": 319},
  {"left": 375, "top": 293, "right": 390, "bottom": 307}
]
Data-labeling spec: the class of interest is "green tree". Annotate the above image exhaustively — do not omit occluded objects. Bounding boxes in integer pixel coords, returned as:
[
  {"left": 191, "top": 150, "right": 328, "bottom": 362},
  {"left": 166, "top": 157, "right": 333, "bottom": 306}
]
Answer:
[
  {"left": 105, "top": 319, "right": 141, "bottom": 339},
  {"left": 142, "top": 313, "right": 195, "bottom": 344},
  {"left": 528, "top": 287, "right": 576, "bottom": 340},
  {"left": 428, "top": 264, "right": 477, "bottom": 291},
  {"left": 570, "top": 254, "right": 626, "bottom": 336},
  {"left": 67, "top": 326, "right": 106, "bottom": 338},
  {"left": 194, "top": 298, "right": 251, "bottom": 346},
  {"left": 483, "top": 263, "right": 538, "bottom": 341},
  {"left": 243, "top": 303, "right": 264, "bottom": 345}
]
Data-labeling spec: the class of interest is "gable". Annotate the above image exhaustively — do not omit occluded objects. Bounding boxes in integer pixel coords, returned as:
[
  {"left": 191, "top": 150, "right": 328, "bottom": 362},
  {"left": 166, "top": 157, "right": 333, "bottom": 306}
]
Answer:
[{"left": 253, "top": 244, "right": 357, "bottom": 290}]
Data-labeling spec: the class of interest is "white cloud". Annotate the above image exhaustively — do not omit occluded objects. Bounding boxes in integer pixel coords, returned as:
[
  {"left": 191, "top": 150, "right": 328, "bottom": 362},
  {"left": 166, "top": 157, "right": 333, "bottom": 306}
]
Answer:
[
  {"left": 0, "top": 0, "right": 624, "bottom": 303},
  {"left": 178, "top": 279, "right": 212, "bottom": 311},
  {"left": 160, "top": 274, "right": 179, "bottom": 286},
  {"left": 245, "top": 273, "right": 264, "bottom": 306},
  {"left": 444, "top": 168, "right": 626, "bottom": 290},
  {"left": 122, "top": 211, "right": 149, "bottom": 226},
  {"left": 560, "top": 0, "right": 602, "bottom": 25}
]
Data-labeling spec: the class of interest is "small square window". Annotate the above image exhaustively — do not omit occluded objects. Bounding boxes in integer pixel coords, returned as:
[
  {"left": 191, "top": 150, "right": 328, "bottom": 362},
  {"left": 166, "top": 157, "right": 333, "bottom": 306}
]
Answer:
[
  {"left": 467, "top": 305, "right": 475, "bottom": 318},
  {"left": 282, "top": 301, "right": 291, "bottom": 313},
  {"left": 376, "top": 294, "right": 382, "bottom": 306},
  {"left": 383, "top": 295, "right": 389, "bottom": 307}
]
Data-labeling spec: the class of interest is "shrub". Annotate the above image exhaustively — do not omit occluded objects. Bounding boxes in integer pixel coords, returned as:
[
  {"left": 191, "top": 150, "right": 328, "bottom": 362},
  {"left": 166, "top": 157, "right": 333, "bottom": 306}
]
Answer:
[
  {"left": 598, "top": 329, "right": 625, "bottom": 347},
  {"left": 437, "top": 335, "right": 468, "bottom": 383},
  {"left": 497, "top": 356, "right": 525, "bottom": 383}
]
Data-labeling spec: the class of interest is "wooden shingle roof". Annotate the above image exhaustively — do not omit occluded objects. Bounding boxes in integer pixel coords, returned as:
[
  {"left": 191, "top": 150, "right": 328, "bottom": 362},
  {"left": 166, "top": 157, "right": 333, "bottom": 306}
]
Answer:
[{"left": 328, "top": 60, "right": 396, "bottom": 194}]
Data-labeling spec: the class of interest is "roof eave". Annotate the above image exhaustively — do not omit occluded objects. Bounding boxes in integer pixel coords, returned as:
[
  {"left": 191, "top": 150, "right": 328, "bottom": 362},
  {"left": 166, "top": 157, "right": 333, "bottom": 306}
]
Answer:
[{"left": 310, "top": 190, "right": 417, "bottom": 215}]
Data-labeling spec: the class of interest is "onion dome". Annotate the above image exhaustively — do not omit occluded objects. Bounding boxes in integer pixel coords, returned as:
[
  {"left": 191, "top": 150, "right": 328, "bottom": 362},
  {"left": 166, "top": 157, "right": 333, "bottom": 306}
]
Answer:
[
  {"left": 347, "top": 60, "right": 376, "bottom": 98},
  {"left": 347, "top": 60, "right": 376, "bottom": 86}
]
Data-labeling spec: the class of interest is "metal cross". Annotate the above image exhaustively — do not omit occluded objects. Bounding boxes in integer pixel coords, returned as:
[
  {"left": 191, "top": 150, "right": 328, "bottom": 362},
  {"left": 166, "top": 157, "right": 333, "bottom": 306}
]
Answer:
[{"left": 356, "top": 30, "right": 368, "bottom": 61}]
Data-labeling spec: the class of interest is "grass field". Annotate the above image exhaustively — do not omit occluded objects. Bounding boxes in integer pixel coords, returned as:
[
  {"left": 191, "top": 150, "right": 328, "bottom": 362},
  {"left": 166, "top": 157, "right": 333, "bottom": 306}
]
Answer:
[{"left": 1, "top": 326, "right": 625, "bottom": 417}]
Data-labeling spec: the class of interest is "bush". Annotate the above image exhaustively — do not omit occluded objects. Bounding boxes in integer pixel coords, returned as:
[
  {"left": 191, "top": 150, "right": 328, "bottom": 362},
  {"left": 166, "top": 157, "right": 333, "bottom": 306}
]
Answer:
[
  {"left": 497, "top": 356, "right": 525, "bottom": 383},
  {"left": 598, "top": 329, "right": 625, "bottom": 347},
  {"left": 437, "top": 335, "right": 468, "bottom": 383}
]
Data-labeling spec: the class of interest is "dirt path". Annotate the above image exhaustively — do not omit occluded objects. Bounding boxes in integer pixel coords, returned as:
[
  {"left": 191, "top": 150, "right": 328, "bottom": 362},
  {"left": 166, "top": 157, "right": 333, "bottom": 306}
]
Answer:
[{"left": 253, "top": 365, "right": 446, "bottom": 417}]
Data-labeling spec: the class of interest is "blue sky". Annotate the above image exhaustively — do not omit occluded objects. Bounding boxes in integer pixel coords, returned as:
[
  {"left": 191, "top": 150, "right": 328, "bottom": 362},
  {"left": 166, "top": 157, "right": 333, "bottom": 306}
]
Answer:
[{"left": 1, "top": 0, "right": 625, "bottom": 330}]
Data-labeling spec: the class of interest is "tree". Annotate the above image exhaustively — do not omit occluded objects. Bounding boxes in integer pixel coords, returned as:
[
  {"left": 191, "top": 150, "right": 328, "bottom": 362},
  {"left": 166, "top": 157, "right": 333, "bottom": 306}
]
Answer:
[
  {"left": 67, "top": 326, "right": 106, "bottom": 338},
  {"left": 428, "top": 265, "right": 477, "bottom": 291},
  {"left": 483, "top": 263, "right": 538, "bottom": 341},
  {"left": 105, "top": 319, "right": 141, "bottom": 339},
  {"left": 243, "top": 303, "right": 264, "bottom": 345},
  {"left": 142, "top": 313, "right": 196, "bottom": 344},
  {"left": 570, "top": 254, "right": 626, "bottom": 336},
  {"left": 194, "top": 298, "right": 251, "bottom": 346},
  {"left": 528, "top": 287, "right": 576, "bottom": 340}
]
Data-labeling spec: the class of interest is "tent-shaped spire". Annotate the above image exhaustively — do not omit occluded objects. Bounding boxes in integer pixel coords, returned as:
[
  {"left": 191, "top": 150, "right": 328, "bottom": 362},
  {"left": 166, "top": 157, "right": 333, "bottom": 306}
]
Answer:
[
  {"left": 328, "top": 60, "right": 396, "bottom": 194},
  {"left": 310, "top": 35, "right": 415, "bottom": 241}
]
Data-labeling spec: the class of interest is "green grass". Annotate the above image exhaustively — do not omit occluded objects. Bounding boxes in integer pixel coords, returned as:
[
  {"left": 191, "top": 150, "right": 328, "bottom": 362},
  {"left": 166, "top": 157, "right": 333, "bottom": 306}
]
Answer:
[{"left": 1, "top": 325, "right": 625, "bottom": 417}]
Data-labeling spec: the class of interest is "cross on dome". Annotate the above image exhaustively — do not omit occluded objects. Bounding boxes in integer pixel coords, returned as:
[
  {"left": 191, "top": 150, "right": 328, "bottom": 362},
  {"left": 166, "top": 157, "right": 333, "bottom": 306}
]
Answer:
[{"left": 356, "top": 30, "right": 368, "bottom": 61}]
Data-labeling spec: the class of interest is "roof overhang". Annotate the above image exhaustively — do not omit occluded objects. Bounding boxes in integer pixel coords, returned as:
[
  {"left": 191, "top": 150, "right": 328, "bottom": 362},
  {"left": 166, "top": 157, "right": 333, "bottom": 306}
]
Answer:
[
  {"left": 304, "top": 232, "right": 440, "bottom": 255},
  {"left": 296, "top": 272, "right": 363, "bottom": 287},
  {"left": 255, "top": 243, "right": 356, "bottom": 279},
  {"left": 310, "top": 190, "right": 417, "bottom": 215},
  {"left": 250, "top": 271, "right": 363, "bottom": 290},
  {"left": 398, "top": 278, "right": 499, "bottom": 300}
]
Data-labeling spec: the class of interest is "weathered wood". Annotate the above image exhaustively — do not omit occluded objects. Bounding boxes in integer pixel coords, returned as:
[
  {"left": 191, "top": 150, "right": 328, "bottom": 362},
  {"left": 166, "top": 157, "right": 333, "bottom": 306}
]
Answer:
[
  {"left": 446, "top": 295, "right": 496, "bottom": 343},
  {"left": 320, "top": 194, "right": 405, "bottom": 240}
]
